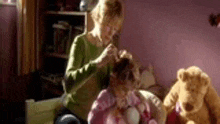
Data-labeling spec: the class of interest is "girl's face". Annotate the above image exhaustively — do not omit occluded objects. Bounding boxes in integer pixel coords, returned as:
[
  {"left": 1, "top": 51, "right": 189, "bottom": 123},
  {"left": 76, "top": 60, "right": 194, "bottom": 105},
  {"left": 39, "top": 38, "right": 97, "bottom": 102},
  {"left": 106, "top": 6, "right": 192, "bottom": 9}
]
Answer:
[
  {"left": 99, "top": 18, "right": 122, "bottom": 46},
  {"left": 125, "top": 65, "right": 141, "bottom": 90},
  {"left": 113, "top": 66, "right": 140, "bottom": 109},
  {"left": 113, "top": 64, "right": 141, "bottom": 98}
]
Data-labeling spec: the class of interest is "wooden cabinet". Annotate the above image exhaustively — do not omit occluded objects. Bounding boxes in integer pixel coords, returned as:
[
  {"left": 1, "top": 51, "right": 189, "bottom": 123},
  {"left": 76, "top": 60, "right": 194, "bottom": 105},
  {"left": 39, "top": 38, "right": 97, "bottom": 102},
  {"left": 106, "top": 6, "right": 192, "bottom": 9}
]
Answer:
[{"left": 36, "top": 0, "right": 94, "bottom": 99}]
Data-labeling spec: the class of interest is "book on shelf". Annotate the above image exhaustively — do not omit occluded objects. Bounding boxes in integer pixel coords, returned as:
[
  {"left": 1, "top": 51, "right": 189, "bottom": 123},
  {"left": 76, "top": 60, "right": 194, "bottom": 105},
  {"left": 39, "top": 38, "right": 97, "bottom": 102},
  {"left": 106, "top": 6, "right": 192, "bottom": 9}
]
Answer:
[
  {"left": 48, "top": 21, "right": 84, "bottom": 56},
  {"left": 52, "top": 23, "right": 69, "bottom": 30},
  {"left": 65, "top": 26, "right": 84, "bottom": 55},
  {"left": 65, "top": 25, "right": 73, "bottom": 55},
  {"left": 52, "top": 21, "right": 71, "bottom": 54},
  {"left": 40, "top": 71, "right": 64, "bottom": 86}
]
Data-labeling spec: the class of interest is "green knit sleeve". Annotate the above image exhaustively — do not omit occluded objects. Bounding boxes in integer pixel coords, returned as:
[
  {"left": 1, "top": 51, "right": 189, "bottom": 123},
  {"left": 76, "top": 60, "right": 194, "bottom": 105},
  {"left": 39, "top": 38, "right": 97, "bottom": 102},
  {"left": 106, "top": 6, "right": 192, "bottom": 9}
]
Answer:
[{"left": 64, "top": 36, "right": 98, "bottom": 93}]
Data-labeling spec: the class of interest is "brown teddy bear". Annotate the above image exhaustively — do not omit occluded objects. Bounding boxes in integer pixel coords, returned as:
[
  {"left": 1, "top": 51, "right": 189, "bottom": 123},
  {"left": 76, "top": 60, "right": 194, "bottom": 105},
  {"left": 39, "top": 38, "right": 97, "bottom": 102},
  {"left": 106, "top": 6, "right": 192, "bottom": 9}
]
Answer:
[{"left": 163, "top": 66, "right": 220, "bottom": 124}]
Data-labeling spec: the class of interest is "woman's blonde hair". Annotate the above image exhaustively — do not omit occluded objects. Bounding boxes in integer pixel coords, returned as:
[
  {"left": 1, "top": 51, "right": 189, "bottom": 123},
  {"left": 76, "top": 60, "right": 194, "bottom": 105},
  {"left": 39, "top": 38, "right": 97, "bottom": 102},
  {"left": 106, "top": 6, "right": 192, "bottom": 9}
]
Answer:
[{"left": 91, "top": 0, "right": 124, "bottom": 24}]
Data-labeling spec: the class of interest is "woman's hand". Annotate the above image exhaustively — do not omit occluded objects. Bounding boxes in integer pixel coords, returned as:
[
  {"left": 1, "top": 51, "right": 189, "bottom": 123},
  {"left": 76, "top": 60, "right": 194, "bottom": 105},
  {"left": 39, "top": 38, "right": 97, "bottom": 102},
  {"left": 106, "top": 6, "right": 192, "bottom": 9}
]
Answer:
[
  {"left": 118, "top": 49, "right": 132, "bottom": 59},
  {"left": 93, "top": 43, "right": 118, "bottom": 68}
]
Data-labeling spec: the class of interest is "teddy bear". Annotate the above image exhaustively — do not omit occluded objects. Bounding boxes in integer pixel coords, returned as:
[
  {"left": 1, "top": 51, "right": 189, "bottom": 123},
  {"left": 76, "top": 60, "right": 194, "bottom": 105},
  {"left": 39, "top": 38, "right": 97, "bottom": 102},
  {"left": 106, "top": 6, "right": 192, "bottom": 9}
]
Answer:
[{"left": 163, "top": 66, "right": 220, "bottom": 124}]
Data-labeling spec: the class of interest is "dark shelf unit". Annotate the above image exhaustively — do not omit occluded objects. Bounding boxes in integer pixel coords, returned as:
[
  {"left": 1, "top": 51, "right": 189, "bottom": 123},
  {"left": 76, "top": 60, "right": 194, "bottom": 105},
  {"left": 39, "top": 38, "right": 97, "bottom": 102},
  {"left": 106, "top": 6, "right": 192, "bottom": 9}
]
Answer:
[{"left": 36, "top": 0, "right": 93, "bottom": 99}]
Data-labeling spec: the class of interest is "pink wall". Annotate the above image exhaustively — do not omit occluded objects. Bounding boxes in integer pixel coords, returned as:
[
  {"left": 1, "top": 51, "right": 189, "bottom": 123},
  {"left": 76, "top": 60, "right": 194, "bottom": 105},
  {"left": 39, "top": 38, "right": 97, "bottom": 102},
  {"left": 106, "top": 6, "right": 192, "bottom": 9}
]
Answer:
[{"left": 119, "top": 0, "right": 220, "bottom": 95}]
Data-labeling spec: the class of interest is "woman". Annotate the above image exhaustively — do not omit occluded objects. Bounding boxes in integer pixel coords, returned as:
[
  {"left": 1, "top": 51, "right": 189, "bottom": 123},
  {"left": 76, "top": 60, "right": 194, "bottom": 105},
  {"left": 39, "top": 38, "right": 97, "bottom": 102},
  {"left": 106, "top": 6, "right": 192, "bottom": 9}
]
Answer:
[{"left": 55, "top": 0, "right": 125, "bottom": 123}]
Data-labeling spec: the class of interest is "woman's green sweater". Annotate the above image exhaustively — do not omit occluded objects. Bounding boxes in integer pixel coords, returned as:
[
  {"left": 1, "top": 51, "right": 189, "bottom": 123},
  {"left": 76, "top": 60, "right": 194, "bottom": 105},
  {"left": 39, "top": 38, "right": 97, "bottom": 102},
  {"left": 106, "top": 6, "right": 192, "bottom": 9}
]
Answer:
[{"left": 62, "top": 33, "right": 111, "bottom": 120}]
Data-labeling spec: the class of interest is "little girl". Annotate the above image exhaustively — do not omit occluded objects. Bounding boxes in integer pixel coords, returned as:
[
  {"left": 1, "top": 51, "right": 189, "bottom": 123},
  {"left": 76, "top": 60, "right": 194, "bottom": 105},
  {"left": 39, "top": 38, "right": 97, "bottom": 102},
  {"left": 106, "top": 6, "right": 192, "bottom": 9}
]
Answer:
[{"left": 87, "top": 51, "right": 157, "bottom": 124}]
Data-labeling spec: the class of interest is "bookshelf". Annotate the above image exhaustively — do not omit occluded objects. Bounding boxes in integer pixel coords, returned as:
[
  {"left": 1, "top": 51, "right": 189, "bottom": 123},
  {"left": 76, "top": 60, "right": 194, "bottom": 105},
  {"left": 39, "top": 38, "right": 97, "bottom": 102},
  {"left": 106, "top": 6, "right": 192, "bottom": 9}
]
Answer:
[{"left": 36, "top": 0, "right": 94, "bottom": 99}]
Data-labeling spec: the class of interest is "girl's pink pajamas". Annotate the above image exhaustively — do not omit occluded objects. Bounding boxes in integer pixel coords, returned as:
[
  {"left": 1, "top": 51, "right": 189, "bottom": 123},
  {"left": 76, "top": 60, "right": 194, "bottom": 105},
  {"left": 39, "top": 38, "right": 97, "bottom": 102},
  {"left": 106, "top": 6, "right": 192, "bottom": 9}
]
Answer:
[{"left": 88, "top": 88, "right": 157, "bottom": 124}]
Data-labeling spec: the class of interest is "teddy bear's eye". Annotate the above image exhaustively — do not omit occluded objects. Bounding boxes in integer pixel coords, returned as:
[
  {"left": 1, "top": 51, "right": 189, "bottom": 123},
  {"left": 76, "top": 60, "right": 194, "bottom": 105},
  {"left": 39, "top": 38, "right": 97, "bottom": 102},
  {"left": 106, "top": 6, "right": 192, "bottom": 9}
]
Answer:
[{"left": 203, "top": 80, "right": 208, "bottom": 86}]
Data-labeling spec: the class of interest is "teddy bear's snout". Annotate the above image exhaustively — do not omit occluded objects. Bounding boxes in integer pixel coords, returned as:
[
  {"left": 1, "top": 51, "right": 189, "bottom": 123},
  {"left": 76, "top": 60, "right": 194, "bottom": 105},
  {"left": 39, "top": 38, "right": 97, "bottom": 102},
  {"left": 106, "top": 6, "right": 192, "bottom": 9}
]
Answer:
[{"left": 183, "top": 102, "right": 194, "bottom": 111}]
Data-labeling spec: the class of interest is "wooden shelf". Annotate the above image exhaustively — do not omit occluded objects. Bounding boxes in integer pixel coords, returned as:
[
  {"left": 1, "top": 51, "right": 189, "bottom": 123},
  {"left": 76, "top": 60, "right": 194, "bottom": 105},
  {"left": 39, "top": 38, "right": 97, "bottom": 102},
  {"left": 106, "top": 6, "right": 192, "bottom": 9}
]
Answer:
[
  {"left": 42, "top": 82, "right": 64, "bottom": 96},
  {"left": 45, "top": 52, "right": 68, "bottom": 59},
  {"left": 37, "top": 0, "right": 93, "bottom": 99},
  {"left": 45, "top": 11, "right": 87, "bottom": 16},
  {"left": 40, "top": 75, "right": 63, "bottom": 86}
]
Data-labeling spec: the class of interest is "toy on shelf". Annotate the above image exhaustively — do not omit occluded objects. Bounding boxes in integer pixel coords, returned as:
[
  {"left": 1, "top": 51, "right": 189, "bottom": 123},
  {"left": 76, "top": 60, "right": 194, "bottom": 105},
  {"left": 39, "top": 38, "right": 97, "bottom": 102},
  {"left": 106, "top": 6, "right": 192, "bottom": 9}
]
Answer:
[{"left": 209, "top": 13, "right": 220, "bottom": 27}]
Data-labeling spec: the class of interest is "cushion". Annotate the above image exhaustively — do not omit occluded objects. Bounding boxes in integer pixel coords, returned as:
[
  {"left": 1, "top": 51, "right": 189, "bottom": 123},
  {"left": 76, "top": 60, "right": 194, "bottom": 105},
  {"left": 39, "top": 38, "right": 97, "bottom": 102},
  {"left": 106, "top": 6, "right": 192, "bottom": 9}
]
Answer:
[
  {"left": 138, "top": 90, "right": 167, "bottom": 124},
  {"left": 139, "top": 69, "right": 156, "bottom": 89},
  {"left": 147, "top": 84, "right": 169, "bottom": 101}
]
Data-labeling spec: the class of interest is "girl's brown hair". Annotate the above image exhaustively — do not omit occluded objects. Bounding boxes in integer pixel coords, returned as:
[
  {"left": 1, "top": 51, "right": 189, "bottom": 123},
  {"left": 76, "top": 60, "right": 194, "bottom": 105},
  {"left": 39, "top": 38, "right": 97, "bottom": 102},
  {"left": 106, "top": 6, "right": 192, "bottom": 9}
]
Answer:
[{"left": 113, "top": 58, "right": 135, "bottom": 81}]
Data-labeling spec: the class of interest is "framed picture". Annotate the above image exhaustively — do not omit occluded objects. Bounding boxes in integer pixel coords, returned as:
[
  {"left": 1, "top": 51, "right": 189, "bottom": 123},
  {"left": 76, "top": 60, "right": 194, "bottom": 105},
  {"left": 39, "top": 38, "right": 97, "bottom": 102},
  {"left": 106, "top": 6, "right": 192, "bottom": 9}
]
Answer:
[{"left": 0, "top": 0, "right": 16, "bottom": 6}]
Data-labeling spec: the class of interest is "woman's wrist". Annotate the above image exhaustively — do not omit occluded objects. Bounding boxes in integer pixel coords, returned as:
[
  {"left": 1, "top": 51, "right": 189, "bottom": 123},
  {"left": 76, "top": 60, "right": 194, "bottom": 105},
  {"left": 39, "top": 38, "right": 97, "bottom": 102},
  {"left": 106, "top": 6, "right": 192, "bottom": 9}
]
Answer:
[{"left": 91, "top": 59, "right": 104, "bottom": 69}]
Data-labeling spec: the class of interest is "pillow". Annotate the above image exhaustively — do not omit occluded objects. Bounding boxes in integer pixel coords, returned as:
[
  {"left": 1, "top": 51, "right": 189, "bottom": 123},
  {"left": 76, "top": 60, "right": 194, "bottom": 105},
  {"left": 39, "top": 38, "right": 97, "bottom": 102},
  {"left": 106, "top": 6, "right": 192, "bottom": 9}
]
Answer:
[
  {"left": 138, "top": 90, "right": 167, "bottom": 124},
  {"left": 138, "top": 64, "right": 169, "bottom": 101},
  {"left": 147, "top": 84, "right": 169, "bottom": 101},
  {"left": 139, "top": 65, "right": 156, "bottom": 90}
]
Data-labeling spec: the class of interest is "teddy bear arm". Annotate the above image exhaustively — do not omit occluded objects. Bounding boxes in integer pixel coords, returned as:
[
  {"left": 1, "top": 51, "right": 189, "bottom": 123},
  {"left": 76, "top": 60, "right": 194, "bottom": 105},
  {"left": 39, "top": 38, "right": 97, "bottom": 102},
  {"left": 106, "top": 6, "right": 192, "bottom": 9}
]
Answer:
[
  {"left": 163, "top": 83, "right": 179, "bottom": 113},
  {"left": 163, "top": 93, "right": 178, "bottom": 114},
  {"left": 204, "top": 85, "right": 220, "bottom": 122}
]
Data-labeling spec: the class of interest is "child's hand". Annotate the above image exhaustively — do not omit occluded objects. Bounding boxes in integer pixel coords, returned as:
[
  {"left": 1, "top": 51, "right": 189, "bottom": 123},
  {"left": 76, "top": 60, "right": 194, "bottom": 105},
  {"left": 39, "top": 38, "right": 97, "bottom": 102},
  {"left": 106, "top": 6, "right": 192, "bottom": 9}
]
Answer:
[
  {"left": 118, "top": 49, "right": 132, "bottom": 60},
  {"left": 115, "top": 92, "right": 128, "bottom": 109},
  {"left": 136, "top": 103, "right": 146, "bottom": 113},
  {"left": 93, "top": 43, "right": 118, "bottom": 68}
]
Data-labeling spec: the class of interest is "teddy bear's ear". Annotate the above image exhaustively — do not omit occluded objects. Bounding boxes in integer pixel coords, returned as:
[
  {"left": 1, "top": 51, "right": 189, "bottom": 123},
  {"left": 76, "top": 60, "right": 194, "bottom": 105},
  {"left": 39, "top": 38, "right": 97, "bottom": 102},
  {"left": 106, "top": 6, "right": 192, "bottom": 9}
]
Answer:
[
  {"left": 177, "top": 68, "right": 188, "bottom": 82},
  {"left": 200, "top": 72, "right": 210, "bottom": 86}
]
